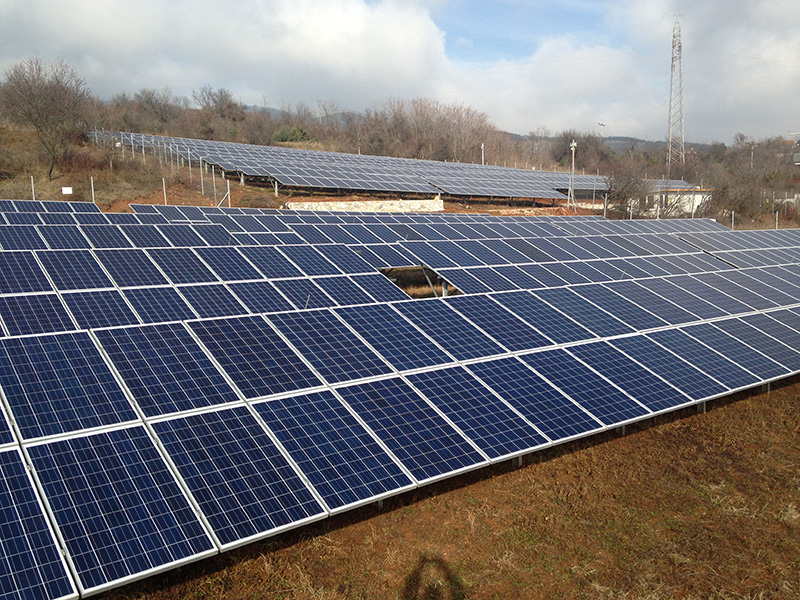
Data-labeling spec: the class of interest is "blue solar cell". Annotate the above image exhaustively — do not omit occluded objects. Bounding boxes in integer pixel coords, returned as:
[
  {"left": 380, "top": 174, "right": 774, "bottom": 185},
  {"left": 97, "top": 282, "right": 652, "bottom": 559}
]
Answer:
[
  {"left": 71, "top": 212, "right": 108, "bottom": 225},
  {"left": 349, "top": 273, "right": 411, "bottom": 302},
  {"left": 532, "top": 288, "right": 635, "bottom": 338},
  {"left": 27, "top": 426, "right": 214, "bottom": 594},
  {"left": 4, "top": 212, "right": 42, "bottom": 225},
  {"left": 0, "top": 448, "right": 76, "bottom": 600},
  {"left": 122, "top": 286, "right": 198, "bottom": 323},
  {"left": 646, "top": 328, "right": 761, "bottom": 390},
  {"left": 255, "top": 390, "right": 414, "bottom": 510},
  {"left": 314, "top": 244, "right": 379, "bottom": 274},
  {"left": 0, "top": 251, "right": 52, "bottom": 294},
  {"left": 735, "top": 313, "right": 800, "bottom": 371},
  {"left": 95, "top": 323, "right": 240, "bottom": 417},
  {"left": 279, "top": 245, "right": 341, "bottom": 276},
  {"left": 444, "top": 294, "right": 553, "bottom": 351},
  {"left": 0, "top": 332, "right": 137, "bottom": 440},
  {"left": 680, "top": 322, "right": 788, "bottom": 381},
  {"left": 521, "top": 349, "right": 650, "bottom": 425},
  {"left": 466, "top": 267, "right": 520, "bottom": 291},
  {"left": 80, "top": 224, "right": 134, "bottom": 249},
  {"left": 439, "top": 268, "right": 493, "bottom": 294},
  {"left": 491, "top": 290, "right": 596, "bottom": 344},
  {"left": 0, "top": 225, "right": 47, "bottom": 250},
  {"left": 272, "top": 278, "right": 338, "bottom": 309},
  {"left": 402, "top": 241, "right": 459, "bottom": 268},
  {"left": 467, "top": 357, "right": 601, "bottom": 441},
  {"left": 62, "top": 290, "right": 141, "bottom": 329},
  {"left": 36, "top": 250, "right": 113, "bottom": 291},
  {"left": 666, "top": 275, "right": 753, "bottom": 315},
  {"left": 156, "top": 224, "right": 207, "bottom": 247},
  {"left": 39, "top": 212, "right": 76, "bottom": 225},
  {"left": 192, "top": 224, "right": 238, "bottom": 246},
  {"left": 187, "top": 316, "right": 322, "bottom": 398},
  {"left": 37, "top": 225, "right": 92, "bottom": 250},
  {"left": 516, "top": 263, "right": 569, "bottom": 287},
  {"left": 146, "top": 248, "right": 219, "bottom": 284},
  {"left": 568, "top": 341, "right": 690, "bottom": 412},
  {"left": 693, "top": 272, "right": 777, "bottom": 310},
  {"left": 0, "top": 293, "right": 77, "bottom": 336},
  {"left": 635, "top": 277, "right": 728, "bottom": 320},
  {"left": 237, "top": 246, "right": 304, "bottom": 279},
  {"left": 539, "top": 263, "right": 593, "bottom": 285},
  {"left": 178, "top": 284, "right": 249, "bottom": 319},
  {"left": 153, "top": 407, "right": 325, "bottom": 547},
  {"left": 335, "top": 303, "right": 453, "bottom": 371},
  {"left": 393, "top": 299, "right": 506, "bottom": 361},
  {"left": 94, "top": 248, "right": 169, "bottom": 287},
  {"left": 603, "top": 280, "right": 698, "bottom": 325},
  {"left": 229, "top": 280, "right": 295, "bottom": 313},
  {"left": 313, "top": 276, "right": 375, "bottom": 306},
  {"left": 610, "top": 335, "right": 728, "bottom": 401},
  {"left": 715, "top": 270, "right": 797, "bottom": 306},
  {"left": 408, "top": 366, "right": 548, "bottom": 459},
  {"left": 571, "top": 284, "right": 668, "bottom": 331},
  {"left": 267, "top": 310, "right": 393, "bottom": 383},
  {"left": 194, "top": 247, "right": 263, "bottom": 281},
  {"left": 337, "top": 378, "right": 486, "bottom": 482},
  {"left": 119, "top": 224, "right": 172, "bottom": 247}
]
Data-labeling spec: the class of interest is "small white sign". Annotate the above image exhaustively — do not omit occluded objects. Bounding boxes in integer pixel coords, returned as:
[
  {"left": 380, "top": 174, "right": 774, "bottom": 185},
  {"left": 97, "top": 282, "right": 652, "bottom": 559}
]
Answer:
[{"left": 61, "top": 187, "right": 73, "bottom": 195}]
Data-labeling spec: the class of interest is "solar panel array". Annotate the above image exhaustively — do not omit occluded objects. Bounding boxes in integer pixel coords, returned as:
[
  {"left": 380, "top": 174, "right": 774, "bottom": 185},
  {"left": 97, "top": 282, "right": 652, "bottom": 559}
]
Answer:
[
  {"left": 91, "top": 131, "right": 694, "bottom": 201},
  {"left": 2, "top": 198, "right": 800, "bottom": 599}
]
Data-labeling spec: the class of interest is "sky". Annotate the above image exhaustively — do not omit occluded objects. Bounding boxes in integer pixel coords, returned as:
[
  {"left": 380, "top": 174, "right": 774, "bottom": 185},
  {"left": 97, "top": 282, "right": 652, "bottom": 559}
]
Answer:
[{"left": 1, "top": 0, "right": 798, "bottom": 144}]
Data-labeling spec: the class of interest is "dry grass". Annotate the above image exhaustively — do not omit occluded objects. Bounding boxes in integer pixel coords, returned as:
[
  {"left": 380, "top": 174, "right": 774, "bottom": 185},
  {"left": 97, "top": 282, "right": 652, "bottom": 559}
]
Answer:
[{"left": 99, "top": 381, "right": 800, "bottom": 600}]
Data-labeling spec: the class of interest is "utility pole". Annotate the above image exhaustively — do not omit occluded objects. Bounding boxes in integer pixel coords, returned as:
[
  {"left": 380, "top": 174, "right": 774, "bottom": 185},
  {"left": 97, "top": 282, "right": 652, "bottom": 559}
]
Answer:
[
  {"left": 667, "top": 17, "right": 685, "bottom": 179},
  {"left": 567, "top": 139, "right": 577, "bottom": 212}
]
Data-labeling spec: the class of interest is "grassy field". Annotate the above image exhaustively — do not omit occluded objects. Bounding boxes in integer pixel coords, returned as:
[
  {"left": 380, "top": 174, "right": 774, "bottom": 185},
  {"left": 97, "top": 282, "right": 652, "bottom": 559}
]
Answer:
[{"left": 99, "top": 380, "right": 800, "bottom": 600}]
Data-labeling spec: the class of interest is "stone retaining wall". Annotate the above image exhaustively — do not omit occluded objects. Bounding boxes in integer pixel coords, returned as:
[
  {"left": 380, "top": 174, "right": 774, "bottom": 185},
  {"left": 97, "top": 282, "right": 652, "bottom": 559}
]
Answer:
[{"left": 286, "top": 196, "right": 444, "bottom": 213}]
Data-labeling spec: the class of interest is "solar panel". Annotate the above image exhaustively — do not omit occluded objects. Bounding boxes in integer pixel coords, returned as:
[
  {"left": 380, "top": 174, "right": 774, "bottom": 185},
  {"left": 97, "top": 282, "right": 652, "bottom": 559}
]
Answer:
[
  {"left": 444, "top": 294, "right": 553, "bottom": 351},
  {"left": 334, "top": 303, "right": 453, "bottom": 371},
  {"left": 393, "top": 299, "right": 506, "bottom": 361},
  {"left": 532, "top": 288, "right": 635, "bottom": 338},
  {"left": 521, "top": 349, "right": 651, "bottom": 425},
  {"left": 279, "top": 245, "right": 341, "bottom": 276},
  {"left": 37, "top": 225, "right": 92, "bottom": 250},
  {"left": 156, "top": 224, "right": 208, "bottom": 247},
  {"left": 187, "top": 316, "right": 322, "bottom": 399},
  {"left": 62, "top": 290, "right": 141, "bottom": 329},
  {"left": 95, "top": 249, "right": 169, "bottom": 287},
  {"left": 80, "top": 224, "right": 134, "bottom": 249},
  {"left": 36, "top": 250, "right": 113, "bottom": 291},
  {"left": 610, "top": 335, "right": 728, "bottom": 401},
  {"left": 152, "top": 406, "right": 325, "bottom": 548},
  {"left": 146, "top": 248, "right": 219, "bottom": 284},
  {"left": 336, "top": 377, "right": 487, "bottom": 482},
  {"left": 228, "top": 280, "right": 295, "bottom": 313},
  {"left": 467, "top": 357, "right": 601, "bottom": 441},
  {"left": 95, "top": 323, "right": 240, "bottom": 417},
  {"left": 0, "top": 225, "right": 47, "bottom": 250},
  {"left": 237, "top": 246, "right": 304, "bottom": 279},
  {"left": 0, "top": 251, "right": 52, "bottom": 294},
  {"left": 0, "top": 448, "right": 78, "bottom": 599},
  {"left": 254, "top": 390, "right": 415, "bottom": 511},
  {"left": 313, "top": 276, "right": 375, "bottom": 306},
  {"left": 272, "top": 278, "right": 338, "bottom": 309},
  {"left": 122, "top": 286, "right": 198, "bottom": 323},
  {"left": 0, "top": 293, "right": 77, "bottom": 336},
  {"left": 570, "top": 284, "right": 668, "bottom": 331},
  {"left": 645, "top": 328, "right": 761, "bottom": 390},
  {"left": 349, "top": 273, "right": 410, "bottom": 302},
  {"left": 177, "top": 284, "right": 248, "bottom": 319},
  {"left": 407, "top": 366, "right": 549, "bottom": 459},
  {"left": 26, "top": 426, "right": 215, "bottom": 595},
  {"left": 0, "top": 331, "right": 137, "bottom": 440},
  {"left": 194, "top": 246, "right": 263, "bottom": 281},
  {"left": 568, "top": 341, "right": 691, "bottom": 413},
  {"left": 267, "top": 310, "right": 393, "bottom": 383}
]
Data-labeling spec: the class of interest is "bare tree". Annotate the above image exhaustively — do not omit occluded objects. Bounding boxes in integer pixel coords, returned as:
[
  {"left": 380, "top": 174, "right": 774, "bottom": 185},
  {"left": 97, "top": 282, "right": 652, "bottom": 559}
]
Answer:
[{"left": 0, "top": 58, "right": 89, "bottom": 179}]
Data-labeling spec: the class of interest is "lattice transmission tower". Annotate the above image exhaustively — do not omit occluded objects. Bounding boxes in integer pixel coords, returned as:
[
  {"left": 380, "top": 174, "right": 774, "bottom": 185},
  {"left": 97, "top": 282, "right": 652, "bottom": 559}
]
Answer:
[{"left": 666, "top": 17, "right": 685, "bottom": 178}]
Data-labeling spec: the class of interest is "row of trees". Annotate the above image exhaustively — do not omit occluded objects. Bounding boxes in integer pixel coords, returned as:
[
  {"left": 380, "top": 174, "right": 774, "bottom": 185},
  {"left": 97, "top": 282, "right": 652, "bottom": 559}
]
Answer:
[{"left": 1, "top": 58, "right": 798, "bottom": 221}]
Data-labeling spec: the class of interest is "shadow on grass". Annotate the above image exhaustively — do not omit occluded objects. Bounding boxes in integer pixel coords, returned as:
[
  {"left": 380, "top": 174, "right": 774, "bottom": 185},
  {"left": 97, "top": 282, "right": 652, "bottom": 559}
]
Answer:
[{"left": 401, "top": 553, "right": 467, "bottom": 600}]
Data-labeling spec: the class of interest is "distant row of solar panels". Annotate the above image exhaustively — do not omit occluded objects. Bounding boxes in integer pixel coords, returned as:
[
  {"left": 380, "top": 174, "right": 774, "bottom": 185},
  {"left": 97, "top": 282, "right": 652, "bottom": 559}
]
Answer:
[{"left": 91, "top": 131, "right": 695, "bottom": 200}]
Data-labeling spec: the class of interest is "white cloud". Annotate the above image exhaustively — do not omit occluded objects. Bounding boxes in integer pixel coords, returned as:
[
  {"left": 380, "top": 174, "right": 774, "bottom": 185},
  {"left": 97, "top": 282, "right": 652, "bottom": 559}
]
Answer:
[{"left": 1, "top": 0, "right": 798, "bottom": 143}]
